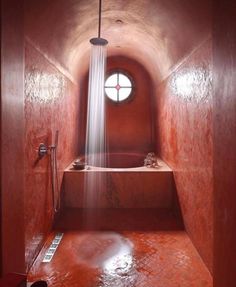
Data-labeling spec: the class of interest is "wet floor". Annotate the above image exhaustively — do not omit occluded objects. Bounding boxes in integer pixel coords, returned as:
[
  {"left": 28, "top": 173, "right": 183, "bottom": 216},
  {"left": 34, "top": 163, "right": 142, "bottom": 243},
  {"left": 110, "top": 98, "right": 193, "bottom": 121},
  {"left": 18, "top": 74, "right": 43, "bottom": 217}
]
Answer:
[{"left": 28, "top": 230, "right": 212, "bottom": 287}]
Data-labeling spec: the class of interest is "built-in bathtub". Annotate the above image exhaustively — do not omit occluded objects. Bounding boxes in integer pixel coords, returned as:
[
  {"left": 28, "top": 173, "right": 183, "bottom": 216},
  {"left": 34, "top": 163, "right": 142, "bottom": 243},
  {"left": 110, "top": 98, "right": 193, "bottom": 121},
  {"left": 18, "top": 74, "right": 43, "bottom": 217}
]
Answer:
[
  {"left": 63, "top": 153, "right": 174, "bottom": 208},
  {"left": 79, "top": 152, "right": 146, "bottom": 169}
]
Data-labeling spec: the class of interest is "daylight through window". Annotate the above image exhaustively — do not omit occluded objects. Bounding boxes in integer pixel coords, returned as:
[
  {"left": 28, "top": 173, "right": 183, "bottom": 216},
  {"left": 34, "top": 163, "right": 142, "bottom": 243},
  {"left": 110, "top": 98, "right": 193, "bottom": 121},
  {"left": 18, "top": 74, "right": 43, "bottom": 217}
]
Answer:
[{"left": 105, "top": 72, "right": 133, "bottom": 102}]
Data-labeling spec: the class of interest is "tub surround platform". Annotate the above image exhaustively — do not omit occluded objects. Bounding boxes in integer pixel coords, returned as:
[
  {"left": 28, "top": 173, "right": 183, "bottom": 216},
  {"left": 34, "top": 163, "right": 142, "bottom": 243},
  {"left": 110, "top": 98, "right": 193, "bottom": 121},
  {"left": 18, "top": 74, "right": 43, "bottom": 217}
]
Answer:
[
  {"left": 65, "top": 157, "right": 171, "bottom": 172},
  {"left": 63, "top": 158, "right": 174, "bottom": 209}
]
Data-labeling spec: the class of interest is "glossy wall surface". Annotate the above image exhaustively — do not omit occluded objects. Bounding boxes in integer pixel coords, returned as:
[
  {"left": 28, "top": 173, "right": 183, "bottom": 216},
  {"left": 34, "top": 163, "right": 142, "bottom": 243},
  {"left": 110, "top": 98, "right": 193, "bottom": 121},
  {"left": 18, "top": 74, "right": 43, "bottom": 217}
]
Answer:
[
  {"left": 1, "top": 0, "right": 25, "bottom": 275},
  {"left": 24, "top": 41, "right": 80, "bottom": 271},
  {"left": 155, "top": 38, "right": 213, "bottom": 273},
  {"left": 213, "top": 1, "right": 236, "bottom": 286}
]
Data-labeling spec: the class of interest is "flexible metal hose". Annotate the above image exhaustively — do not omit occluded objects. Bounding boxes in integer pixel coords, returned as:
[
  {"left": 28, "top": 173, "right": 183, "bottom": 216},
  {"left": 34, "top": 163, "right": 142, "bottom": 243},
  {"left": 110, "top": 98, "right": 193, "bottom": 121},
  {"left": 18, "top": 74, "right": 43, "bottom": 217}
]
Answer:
[{"left": 50, "top": 130, "right": 60, "bottom": 212}]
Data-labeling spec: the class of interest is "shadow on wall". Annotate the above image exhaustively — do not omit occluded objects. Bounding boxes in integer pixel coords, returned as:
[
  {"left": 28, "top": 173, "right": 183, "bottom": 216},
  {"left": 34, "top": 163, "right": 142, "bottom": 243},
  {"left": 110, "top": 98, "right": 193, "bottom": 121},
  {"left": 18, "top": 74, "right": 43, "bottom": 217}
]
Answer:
[{"left": 30, "top": 281, "right": 48, "bottom": 287}]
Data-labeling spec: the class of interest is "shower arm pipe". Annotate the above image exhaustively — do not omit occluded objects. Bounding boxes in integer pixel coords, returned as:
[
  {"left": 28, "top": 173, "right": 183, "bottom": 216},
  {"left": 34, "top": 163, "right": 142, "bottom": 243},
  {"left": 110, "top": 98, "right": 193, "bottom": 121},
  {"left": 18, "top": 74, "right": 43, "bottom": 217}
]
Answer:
[
  {"left": 98, "top": 0, "right": 102, "bottom": 38},
  {"left": 90, "top": 0, "right": 108, "bottom": 45}
]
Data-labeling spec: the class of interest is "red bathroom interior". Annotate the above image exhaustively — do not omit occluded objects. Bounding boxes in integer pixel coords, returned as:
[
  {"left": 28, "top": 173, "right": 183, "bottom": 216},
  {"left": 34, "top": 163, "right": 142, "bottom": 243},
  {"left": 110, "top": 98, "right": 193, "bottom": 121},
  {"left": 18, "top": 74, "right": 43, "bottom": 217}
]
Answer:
[{"left": 1, "top": 0, "right": 236, "bottom": 286}]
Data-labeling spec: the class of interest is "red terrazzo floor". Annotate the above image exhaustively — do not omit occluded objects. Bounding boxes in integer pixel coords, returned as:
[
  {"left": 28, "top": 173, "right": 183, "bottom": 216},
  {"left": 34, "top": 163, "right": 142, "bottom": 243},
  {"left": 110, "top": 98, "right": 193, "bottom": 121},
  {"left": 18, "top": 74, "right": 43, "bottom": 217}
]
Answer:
[{"left": 28, "top": 209, "right": 212, "bottom": 287}]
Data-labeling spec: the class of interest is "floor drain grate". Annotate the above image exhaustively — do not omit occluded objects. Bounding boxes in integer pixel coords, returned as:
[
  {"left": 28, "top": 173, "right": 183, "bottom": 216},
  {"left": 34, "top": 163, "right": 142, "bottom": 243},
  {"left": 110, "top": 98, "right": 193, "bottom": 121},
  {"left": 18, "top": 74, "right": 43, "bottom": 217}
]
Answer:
[{"left": 42, "top": 233, "right": 63, "bottom": 263}]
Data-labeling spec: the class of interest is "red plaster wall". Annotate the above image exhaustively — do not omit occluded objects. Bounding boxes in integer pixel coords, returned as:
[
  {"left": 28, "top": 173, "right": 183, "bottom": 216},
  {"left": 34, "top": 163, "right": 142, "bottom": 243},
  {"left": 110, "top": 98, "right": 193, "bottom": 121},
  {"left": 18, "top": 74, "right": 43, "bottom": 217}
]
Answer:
[
  {"left": 155, "top": 38, "right": 213, "bottom": 273},
  {"left": 213, "top": 1, "right": 236, "bottom": 285},
  {"left": 106, "top": 56, "right": 154, "bottom": 154},
  {"left": 1, "top": 0, "right": 25, "bottom": 275},
  {"left": 24, "top": 41, "right": 80, "bottom": 270}
]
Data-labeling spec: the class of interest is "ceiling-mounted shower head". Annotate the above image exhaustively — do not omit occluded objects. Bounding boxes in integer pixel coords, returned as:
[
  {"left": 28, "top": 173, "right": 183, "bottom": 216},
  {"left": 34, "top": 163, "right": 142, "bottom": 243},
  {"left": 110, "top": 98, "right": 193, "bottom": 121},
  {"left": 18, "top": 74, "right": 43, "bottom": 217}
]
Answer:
[
  {"left": 90, "top": 0, "right": 108, "bottom": 45},
  {"left": 90, "top": 37, "right": 108, "bottom": 46}
]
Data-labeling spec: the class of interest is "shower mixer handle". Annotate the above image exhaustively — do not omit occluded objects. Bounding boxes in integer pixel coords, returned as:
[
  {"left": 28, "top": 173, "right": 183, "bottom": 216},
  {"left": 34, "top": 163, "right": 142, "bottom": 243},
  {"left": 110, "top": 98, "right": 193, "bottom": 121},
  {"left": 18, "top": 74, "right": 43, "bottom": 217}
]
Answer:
[
  {"left": 38, "top": 130, "right": 59, "bottom": 158},
  {"left": 38, "top": 143, "right": 48, "bottom": 158}
]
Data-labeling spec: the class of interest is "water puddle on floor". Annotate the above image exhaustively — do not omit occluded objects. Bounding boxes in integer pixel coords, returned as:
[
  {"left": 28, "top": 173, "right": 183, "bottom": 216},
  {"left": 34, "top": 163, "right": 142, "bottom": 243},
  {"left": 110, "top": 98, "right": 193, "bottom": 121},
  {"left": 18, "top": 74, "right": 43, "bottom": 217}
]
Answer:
[{"left": 74, "top": 232, "right": 137, "bottom": 287}]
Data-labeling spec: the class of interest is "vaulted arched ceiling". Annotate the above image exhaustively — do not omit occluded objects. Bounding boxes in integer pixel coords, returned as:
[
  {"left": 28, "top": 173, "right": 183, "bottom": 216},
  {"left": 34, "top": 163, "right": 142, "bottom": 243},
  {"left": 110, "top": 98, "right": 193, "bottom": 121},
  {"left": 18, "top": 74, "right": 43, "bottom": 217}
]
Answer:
[{"left": 25, "top": 0, "right": 211, "bottom": 83}]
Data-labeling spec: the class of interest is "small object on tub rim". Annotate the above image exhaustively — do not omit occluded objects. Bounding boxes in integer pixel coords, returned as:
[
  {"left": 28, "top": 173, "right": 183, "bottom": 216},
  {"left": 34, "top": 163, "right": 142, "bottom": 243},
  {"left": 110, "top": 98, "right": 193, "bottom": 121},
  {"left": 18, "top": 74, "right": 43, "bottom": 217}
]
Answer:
[
  {"left": 72, "top": 159, "right": 86, "bottom": 170},
  {"left": 144, "top": 152, "right": 159, "bottom": 168}
]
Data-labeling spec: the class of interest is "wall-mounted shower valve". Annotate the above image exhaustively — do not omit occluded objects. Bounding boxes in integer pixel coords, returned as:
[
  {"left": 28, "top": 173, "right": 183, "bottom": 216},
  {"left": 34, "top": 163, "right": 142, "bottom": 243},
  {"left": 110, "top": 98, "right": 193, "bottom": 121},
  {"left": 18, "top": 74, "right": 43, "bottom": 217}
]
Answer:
[{"left": 38, "top": 143, "right": 48, "bottom": 158}]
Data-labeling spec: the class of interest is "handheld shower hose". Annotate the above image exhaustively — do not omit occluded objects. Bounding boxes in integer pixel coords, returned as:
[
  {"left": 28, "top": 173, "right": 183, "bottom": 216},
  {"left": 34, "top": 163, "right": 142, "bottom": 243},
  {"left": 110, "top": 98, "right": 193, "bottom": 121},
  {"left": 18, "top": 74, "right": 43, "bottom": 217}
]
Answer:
[{"left": 50, "top": 130, "right": 60, "bottom": 213}]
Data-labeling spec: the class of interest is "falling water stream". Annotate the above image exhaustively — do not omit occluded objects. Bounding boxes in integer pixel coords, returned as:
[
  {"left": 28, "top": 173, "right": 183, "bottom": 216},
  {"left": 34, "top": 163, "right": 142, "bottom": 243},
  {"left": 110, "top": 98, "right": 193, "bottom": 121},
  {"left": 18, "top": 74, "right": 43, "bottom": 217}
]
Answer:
[
  {"left": 86, "top": 44, "right": 107, "bottom": 166},
  {"left": 84, "top": 43, "right": 107, "bottom": 215}
]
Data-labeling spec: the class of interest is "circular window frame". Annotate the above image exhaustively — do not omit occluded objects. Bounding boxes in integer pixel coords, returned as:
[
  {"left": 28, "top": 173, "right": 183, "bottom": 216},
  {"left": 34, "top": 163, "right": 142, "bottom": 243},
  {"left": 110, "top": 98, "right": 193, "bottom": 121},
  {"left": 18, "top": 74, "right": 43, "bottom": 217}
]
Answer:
[{"left": 105, "top": 70, "right": 135, "bottom": 104}]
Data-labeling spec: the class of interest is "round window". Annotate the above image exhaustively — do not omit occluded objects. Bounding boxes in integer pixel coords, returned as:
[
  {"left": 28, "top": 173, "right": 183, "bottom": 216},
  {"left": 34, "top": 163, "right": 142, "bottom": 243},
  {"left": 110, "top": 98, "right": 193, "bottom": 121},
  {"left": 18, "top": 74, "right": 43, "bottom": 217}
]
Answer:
[{"left": 105, "top": 72, "right": 133, "bottom": 102}]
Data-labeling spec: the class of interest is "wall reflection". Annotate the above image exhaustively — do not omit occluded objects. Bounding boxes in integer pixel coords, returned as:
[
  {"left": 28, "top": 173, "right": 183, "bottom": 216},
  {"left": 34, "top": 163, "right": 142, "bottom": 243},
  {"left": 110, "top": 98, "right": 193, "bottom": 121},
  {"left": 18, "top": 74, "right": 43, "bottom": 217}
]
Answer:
[
  {"left": 170, "top": 67, "right": 212, "bottom": 103},
  {"left": 25, "top": 69, "right": 66, "bottom": 104}
]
